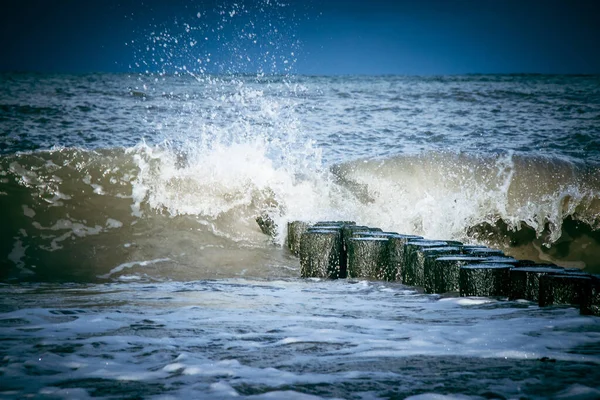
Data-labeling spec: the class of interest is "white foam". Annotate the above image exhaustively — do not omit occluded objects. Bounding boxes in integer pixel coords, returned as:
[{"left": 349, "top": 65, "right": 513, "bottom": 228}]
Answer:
[
  {"left": 125, "top": 132, "right": 600, "bottom": 272},
  {"left": 455, "top": 298, "right": 496, "bottom": 306},
  {"left": 555, "top": 384, "right": 600, "bottom": 399},
  {"left": 7, "top": 237, "right": 28, "bottom": 270},
  {"left": 38, "top": 387, "right": 92, "bottom": 399},
  {"left": 22, "top": 204, "right": 36, "bottom": 218},
  {"left": 405, "top": 394, "right": 480, "bottom": 400},
  {"left": 209, "top": 381, "right": 239, "bottom": 397},
  {"left": 163, "top": 362, "right": 185, "bottom": 372},
  {"left": 249, "top": 391, "right": 327, "bottom": 400},
  {"left": 1, "top": 279, "right": 600, "bottom": 399},
  {"left": 98, "top": 258, "right": 171, "bottom": 279},
  {"left": 106, "top": 218, "right": 123, "bottom": 229}
]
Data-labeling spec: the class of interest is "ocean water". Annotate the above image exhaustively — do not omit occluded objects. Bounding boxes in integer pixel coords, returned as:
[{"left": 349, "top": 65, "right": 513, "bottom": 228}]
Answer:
[{"left": 1, "top": 72, "right": 600, "bottom": 399}]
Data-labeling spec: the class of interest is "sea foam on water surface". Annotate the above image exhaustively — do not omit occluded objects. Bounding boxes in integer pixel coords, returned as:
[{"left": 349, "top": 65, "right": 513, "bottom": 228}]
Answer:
[{"left": 1, "top": 279, "right": 599, "bottom": 398}]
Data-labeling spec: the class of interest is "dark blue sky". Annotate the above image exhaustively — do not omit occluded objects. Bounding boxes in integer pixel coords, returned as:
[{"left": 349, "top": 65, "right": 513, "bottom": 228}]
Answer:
[{"left": 1, "top": 0, "right": 598, "bottom": 75}]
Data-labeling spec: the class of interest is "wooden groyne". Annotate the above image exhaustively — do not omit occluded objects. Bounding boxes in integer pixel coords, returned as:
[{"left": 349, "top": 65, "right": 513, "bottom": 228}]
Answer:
[{"left": 287, "top": 220, "right": 600, "bottom": 316}]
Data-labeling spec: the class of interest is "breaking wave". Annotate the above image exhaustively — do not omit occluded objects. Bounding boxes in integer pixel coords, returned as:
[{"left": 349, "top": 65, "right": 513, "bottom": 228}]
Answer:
[{"left": 1, "top": 143, "right": 600, "bottom": 283}]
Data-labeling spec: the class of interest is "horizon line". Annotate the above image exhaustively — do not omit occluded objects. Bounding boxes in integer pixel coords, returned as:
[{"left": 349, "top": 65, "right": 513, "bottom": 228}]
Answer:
[{"left": 1, "top": 70, "right": 599, "bottom": 77}]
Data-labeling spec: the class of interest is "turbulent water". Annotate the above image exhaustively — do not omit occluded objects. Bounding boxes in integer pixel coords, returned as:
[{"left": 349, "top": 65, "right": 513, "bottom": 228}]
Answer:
[
  {"left": 2, "top": 73, "right": 600, "bottom": 282},
  {"left": 1, "top": 71, "right": 600, "bottom": 399}
]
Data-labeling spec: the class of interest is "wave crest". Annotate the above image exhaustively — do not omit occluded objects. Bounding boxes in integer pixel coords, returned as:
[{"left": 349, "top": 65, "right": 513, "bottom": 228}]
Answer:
[
  {"left": 2, "top": 147, "right": 600, "bottom": 282},
  {"left": 331, "top": 152, "right": 600, "bottom": 271}
]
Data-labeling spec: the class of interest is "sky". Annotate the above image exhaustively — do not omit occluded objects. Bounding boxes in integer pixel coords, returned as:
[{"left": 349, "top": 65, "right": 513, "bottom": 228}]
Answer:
[{"left": 0, "top": 0, "right": 599, "bottom": 75}]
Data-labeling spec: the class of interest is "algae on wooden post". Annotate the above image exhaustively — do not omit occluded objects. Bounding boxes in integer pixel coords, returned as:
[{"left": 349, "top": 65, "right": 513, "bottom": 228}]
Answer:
[
  {"left": 538, "top": 273, "right": 592, "bottom": 307},
  {"left": 508, "top": 266, "right": 565, "bottom": 301},
  {"left": 299, "top": 229, "right": 343, "bottom": 279},
  {"left": 287, "top": 221, "right": 310, "bottom": 256},
  {"left": 309, "top": 222, "right": 356, "bottom": 276},
  {"left": 403, "top": 240, "right": 450, "bottom": 286},
  {"left": 581, "top": 276, "right": 600, "bottom": 316},
  {"left": 425, "top": 254, "right": 482, "bottom": 294},
  {"left": 459, "top": 263, "right": 512, "bottom": 297},
  {"left": 387, "top": 234, "right": 423, "bottom": 283},
  {"left": 347, "top": 237, "right": 391, "bottom": 280},
  {"left": 419, "top": 247, "right": 463, "bottom": 293},
  {"left": 256, "top": 213, "right": 277, "bottom": 237}
]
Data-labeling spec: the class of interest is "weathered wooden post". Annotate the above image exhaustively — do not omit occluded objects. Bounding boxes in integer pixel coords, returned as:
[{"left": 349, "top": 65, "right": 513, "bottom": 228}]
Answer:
[
  {"left": 299, "top": 229, "right": 343, "bottom": 279},
  {"left": 508, "top": 265, "right": 565, "bottom": 301},
  {"left": 287, "top": 218, "right": 600, "bottom": 322},
  {"left": 347, "top": 237, "right": 391, "bottom": 280},
  {"left": 459, "top": 263, "right": 512, "bottom": 297},
  {"left": 420, "top": 247, "right": 464, "bottom": 293},
  {"left": 386, "top": 234, "right": 423, "bottom": 282},
  {"left": 581, "top": 275, "right": 600, "bottom": 316},
  {"left": 403, "top": 240, "right": 456, "bottom": 286},
  {"left": 337, "top": 225, "right": 381, "bottom": 275},
  {"left": 287, "top": 221, "right": 311, "bottom": 256},
  {"left": 305, "top": 221, "right": 353, "bottom": 277},
  {"left": 538, "top": 272, "right": 592, "bottom": 307},
  {"left": 425, "top": 255, "right": 484, "bottom": 294}
]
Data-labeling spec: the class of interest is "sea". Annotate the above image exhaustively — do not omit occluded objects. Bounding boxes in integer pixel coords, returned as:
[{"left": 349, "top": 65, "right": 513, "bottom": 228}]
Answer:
[{"left": 1, "top": 72, "right": 600, "bottom": 399}]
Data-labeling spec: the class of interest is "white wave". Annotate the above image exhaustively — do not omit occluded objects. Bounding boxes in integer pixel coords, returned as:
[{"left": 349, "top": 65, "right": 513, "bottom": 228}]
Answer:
[{"left": 98, "top": 258, "right": 171, "bottom": 279}]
